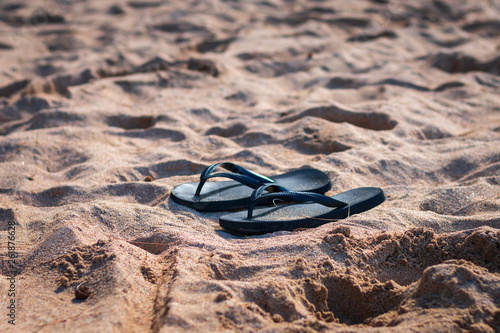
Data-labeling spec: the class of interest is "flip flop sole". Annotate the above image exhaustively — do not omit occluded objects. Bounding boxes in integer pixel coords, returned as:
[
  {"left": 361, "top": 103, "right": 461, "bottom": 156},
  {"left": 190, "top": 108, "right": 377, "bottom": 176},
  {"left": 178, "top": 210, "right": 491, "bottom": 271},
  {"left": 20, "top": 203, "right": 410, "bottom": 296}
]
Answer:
[
  {"left": 219, "top": 187, "right": 385, "bottom": 234},
  {"left": 170, "top": 168, "right": 331, "bottom": 211}
]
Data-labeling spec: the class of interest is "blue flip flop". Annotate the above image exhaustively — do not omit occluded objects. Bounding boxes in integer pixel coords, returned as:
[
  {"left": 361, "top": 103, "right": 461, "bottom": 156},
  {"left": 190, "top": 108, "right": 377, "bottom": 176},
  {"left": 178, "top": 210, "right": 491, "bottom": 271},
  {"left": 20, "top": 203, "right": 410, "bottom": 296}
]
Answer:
[
  {"left": 219, "top": 184, "right": 385, "bottom": 234},
  {"left": 170, "top": 162, "right": 331, "bottom": 211}
]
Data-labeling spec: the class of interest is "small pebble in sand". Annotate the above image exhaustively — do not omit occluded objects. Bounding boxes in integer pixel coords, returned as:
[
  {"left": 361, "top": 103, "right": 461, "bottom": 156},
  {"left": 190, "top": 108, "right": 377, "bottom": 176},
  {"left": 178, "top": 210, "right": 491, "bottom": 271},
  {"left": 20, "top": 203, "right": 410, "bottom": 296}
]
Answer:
[{"left": 75, "top": 283, "right": 94, "bottom": 300}]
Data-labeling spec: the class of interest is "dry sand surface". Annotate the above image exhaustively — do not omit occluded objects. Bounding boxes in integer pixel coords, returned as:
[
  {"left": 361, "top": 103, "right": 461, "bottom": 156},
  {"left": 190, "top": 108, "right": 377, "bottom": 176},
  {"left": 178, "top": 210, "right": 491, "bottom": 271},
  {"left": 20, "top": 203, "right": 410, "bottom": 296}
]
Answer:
[{"left": 1, "top": 0, "right": 500, "bottom": 331}]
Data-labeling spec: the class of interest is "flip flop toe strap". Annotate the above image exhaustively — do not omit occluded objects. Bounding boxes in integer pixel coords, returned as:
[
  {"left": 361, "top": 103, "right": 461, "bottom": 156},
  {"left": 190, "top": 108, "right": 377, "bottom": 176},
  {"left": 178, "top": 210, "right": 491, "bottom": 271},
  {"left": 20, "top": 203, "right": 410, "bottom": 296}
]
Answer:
[
  {"left": 195, "top": 162, "right": 275, "bottom": 196},
  {"left": 248, "top": 184, "right": 347, "bottom": 218}
]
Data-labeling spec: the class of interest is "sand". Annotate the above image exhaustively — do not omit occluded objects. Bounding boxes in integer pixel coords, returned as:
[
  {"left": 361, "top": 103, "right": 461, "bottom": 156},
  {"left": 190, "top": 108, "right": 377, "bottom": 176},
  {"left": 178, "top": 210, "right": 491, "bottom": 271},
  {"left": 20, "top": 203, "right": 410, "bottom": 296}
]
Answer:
[{"left": 0, "top": 0, "right": 499, "bottom": 331}]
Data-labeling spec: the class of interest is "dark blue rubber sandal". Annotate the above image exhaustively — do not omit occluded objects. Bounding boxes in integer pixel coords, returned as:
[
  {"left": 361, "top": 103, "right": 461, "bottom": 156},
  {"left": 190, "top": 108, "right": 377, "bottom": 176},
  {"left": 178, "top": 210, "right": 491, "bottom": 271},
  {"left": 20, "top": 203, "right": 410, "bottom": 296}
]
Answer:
[
  {"left": 219, "top": 184, "right": 385, "bottom": 234},
  {"left": 170, "top": 162, "right": 331, "bottom": 211}
]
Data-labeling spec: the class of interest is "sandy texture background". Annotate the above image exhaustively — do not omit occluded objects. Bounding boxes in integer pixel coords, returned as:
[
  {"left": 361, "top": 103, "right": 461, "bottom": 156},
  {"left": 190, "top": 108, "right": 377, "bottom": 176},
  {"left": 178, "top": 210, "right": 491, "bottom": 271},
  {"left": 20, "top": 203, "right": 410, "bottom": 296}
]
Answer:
[{"left": 0, "top": 0, "right": 499, "bottom": 331}]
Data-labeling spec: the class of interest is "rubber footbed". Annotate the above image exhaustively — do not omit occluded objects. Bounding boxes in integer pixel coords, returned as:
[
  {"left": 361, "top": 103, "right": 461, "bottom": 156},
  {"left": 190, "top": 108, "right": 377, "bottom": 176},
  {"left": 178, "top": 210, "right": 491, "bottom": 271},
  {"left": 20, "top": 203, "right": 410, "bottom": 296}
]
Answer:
[
  {"left": 219, "top": 187, "right": 385, "bottom": 234},
  {"left": 170, "top": 168, "right": 331, "bottom": 211}
]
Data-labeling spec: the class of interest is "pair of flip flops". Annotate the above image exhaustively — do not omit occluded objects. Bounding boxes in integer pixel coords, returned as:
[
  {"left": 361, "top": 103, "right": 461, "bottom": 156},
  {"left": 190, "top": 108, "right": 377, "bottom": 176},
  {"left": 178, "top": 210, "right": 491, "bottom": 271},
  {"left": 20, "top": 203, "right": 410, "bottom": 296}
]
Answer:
[{"left": 170, "top": 162, "right": 385, "bottom": 234}]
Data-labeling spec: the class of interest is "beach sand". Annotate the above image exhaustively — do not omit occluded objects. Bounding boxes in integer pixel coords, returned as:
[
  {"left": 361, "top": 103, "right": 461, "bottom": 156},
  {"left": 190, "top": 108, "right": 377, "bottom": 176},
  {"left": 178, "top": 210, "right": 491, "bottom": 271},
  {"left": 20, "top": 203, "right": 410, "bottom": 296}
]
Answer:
[{"left": 0, "top": 0, "right": 499, "bottom": 331}]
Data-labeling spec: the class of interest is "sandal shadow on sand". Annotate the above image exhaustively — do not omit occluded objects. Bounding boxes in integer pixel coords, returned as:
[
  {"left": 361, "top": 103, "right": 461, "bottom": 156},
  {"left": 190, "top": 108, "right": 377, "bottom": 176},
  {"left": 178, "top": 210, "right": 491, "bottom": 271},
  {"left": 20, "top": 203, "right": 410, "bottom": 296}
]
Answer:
[
  {"left": 219, "top": 184, "right": 385, "bottom": 234},
  {"left": 170, "top": 162, "right": 331, "bottom": 211}
]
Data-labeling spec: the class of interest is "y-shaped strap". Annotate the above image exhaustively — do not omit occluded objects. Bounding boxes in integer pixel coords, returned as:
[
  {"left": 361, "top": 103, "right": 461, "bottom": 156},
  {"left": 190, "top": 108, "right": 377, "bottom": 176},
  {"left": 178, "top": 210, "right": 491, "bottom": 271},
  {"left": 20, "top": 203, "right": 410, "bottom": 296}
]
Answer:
[
  {"left": 195, "top": 162, "right": 275, "bottom": 196},
  {"left": 248, "top": 184, "right": 347, "bottom": 218}
]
